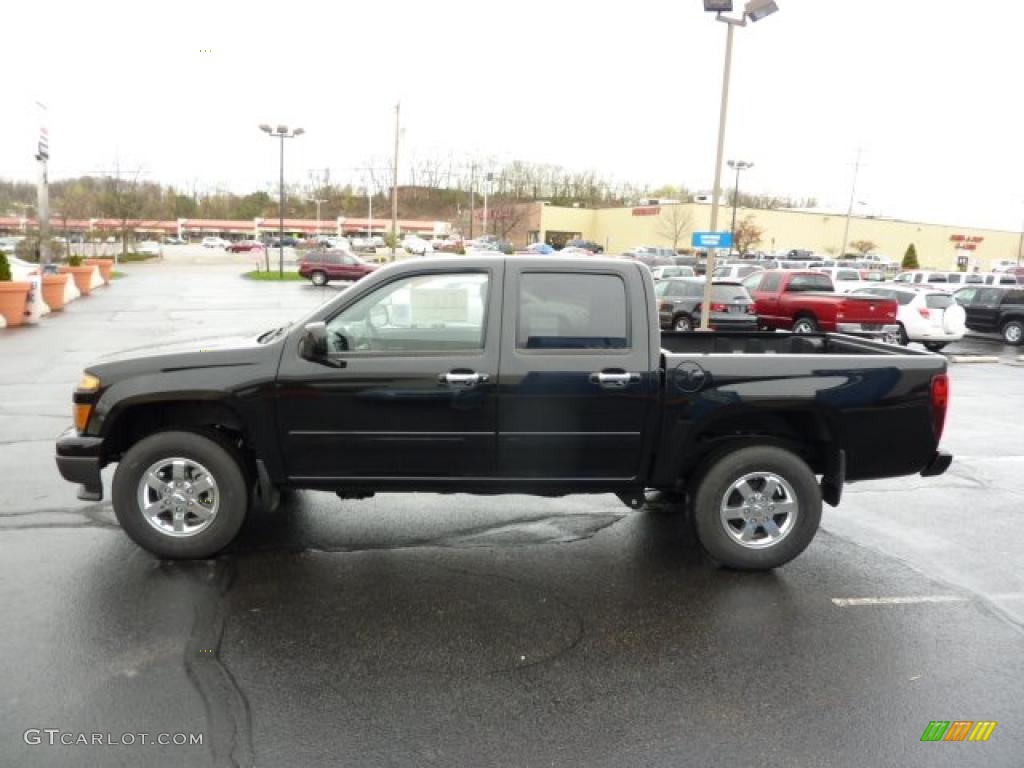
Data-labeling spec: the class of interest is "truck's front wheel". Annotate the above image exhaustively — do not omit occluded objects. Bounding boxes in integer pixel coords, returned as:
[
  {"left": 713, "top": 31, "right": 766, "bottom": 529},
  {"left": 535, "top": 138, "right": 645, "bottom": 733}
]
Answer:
[
  {"left": 693, "top": 445, "right": 821, "bottom": 570},
  {"left": 112, "top": 431, "right": 249, "bottom": 559}
]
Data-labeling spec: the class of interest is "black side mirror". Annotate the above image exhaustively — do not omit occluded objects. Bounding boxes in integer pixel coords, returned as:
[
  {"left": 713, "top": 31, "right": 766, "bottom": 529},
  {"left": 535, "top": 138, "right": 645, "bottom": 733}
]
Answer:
[{"left": 299, "top": 321, "right": 328, "bottom": 361}]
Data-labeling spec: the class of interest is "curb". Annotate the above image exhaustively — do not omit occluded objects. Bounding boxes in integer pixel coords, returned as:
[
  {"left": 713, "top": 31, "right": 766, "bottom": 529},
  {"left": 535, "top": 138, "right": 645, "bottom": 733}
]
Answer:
[{"left": 948, "top": 356, "right": 1001, "bottom": 364}]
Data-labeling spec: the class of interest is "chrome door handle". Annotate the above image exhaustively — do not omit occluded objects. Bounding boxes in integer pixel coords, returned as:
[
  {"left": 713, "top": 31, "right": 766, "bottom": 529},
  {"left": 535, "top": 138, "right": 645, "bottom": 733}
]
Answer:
[
  {"left": 590, "top": 372, "right": 640, "bottom": 388},
  {"left": 440, "top": 372, "right": 489, "bottom": 387}
]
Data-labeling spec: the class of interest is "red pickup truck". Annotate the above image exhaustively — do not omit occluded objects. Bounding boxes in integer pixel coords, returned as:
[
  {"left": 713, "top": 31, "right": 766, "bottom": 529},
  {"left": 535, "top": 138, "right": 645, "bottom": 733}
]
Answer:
[{"left": 743, "top": 270, "right": 899, "bottom": 339}]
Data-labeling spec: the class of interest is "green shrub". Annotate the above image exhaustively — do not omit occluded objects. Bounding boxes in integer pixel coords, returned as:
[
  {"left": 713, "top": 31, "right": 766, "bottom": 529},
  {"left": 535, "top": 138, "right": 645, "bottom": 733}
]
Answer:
[
  {"left": 383, "top": 232, "right": 398, "bottom": 249},
  {"left": 68, "top": 254, "right": 83, "bottom": 267},
  {"left": 0, "top": 253, "right": 11, "bottom": 281},
  {"left": 902, "top": 243, "right": 920, "bottom": 270}
]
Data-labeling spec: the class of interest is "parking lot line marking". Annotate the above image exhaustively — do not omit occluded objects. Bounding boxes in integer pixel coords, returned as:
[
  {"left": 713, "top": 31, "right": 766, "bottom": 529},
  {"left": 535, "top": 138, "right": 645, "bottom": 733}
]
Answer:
[{"left": 831, "top": 595, "right": 969, "bottom": 607}]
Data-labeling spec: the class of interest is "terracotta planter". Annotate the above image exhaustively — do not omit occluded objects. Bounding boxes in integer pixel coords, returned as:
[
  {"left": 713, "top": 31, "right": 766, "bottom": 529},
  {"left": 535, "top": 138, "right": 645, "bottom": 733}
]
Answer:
[
  {"left": 41, "top": 273, "right": 69, "bottom": 311},
  {"left": 0, "top": 281, "right": 32, "bottom": 327},
  {"left": 84, "top": 258, "right": 114, "bottom": 283},
  {"left": 59, "top": 266, "right": 95, "bottom": 296}
]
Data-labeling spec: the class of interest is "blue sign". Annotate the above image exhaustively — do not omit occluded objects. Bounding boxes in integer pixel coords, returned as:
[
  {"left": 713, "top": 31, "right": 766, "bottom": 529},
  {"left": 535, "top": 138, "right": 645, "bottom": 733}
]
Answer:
[{"left": 691, "top": 231, "right": 733, "bottom": 249}]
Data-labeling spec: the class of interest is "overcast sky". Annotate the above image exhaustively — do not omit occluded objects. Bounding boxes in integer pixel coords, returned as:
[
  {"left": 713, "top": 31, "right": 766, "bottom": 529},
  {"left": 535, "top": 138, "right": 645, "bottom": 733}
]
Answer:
[{"left": 2, "top": 0, "right": 1022, "bottom": 231}]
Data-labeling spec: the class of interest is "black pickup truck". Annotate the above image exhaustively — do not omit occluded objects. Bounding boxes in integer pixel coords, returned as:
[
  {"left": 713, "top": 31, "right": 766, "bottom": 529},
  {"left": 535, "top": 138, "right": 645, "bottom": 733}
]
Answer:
[{"left": 56, "top": 257, "right": 952, "bottom": 570}]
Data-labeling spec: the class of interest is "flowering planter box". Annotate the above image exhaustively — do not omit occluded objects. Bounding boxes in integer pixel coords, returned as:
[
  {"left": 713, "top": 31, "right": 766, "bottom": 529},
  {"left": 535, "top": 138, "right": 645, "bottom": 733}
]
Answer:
[
  {"left": 84, "top": 258, "right": 114, "bottom": 283},
  {"left": 0, "top": 281, "right": 32, "bottom": 327},
  {"left": 59, "top": 266, "right": 96, "bottom": 296},
  {"left": 41, "top": 273, "right": 70, "bottom": 311}
]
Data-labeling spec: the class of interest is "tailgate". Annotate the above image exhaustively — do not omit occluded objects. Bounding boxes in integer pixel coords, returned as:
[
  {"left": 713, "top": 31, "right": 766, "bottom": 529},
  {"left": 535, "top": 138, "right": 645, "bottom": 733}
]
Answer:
[{"left": 839, "top": 294, "right": 897, "bottom": 323}]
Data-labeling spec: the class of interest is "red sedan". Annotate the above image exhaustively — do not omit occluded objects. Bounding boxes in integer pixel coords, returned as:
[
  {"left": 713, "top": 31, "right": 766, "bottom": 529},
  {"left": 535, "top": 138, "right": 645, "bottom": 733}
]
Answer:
[
  {"left": 298, "top": 250, "right": 377, "bottom": 285},
  {"left": 226, "top": 240, "right": 264, "bottom": 253}
]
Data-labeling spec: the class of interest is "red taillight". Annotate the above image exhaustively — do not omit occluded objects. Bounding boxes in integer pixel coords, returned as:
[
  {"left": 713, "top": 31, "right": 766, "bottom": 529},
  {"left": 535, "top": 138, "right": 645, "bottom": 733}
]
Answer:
[
  {"left": 930, "top": 373, "right": 949, "bottom": 442},
  {"left": 710, "top": 302, "right": 728, "bottom": 312},
  {"left": 918, "top": 307, "right": 931, "bottom": 319}
]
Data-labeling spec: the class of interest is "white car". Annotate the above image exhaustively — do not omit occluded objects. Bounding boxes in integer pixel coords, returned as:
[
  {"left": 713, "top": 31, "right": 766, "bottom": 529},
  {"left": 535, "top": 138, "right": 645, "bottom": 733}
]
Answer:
[
  {"left": 651, "top": 265, "right": 696, "bottom": 280},
  {"left": 712, "top": 264, "right": 763, "bottom": 280},
  {"left": 850, "top": 285, "right": 965, "bottom": 350},
  {"left": 402, "top": 236, "right": 434, "bottom": 256},
  {"left": 137, "top": 241, "right": 163, "bottom": 257},
  {"left": 202, "top": 237, "right": 230, "bottom": 249},
  {"left": 813, "top": 267, "right": 885, "bottom": 293}
]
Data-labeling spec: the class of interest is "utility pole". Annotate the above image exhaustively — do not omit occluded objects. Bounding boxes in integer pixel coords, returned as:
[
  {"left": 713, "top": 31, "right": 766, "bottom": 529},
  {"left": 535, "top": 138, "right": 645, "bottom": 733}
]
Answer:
[
  {"left": 482, "top": 171, "right": 493, "bottom": 237},
  {"left": 469, "top": 162, "right": 476, "bottom": 240},
  {"left": 310, "top": 198, "right": 327, "bottom": 236},
  {"left": 838, "top": 147, "right": 863, "bottom": 260},
  {"left": 35, "top": 102, "right": 51, "bottom": 268},
  {"left": 391, "top": 101, "right": 400, "bottom": 260}
]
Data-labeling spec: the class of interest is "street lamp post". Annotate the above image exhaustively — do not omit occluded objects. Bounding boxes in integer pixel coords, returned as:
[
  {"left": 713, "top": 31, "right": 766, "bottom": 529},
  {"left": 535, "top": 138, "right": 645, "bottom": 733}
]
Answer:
[
  {"left": 482, "top": 172, "right": 493, "bottom": 237},
  {"left": 699, "top": 0, "right": 779, "bottom": 332},
  {"left": 259, "top": 124, "right": 305, "bottom": 277},
  {"left": 309, "top": 197, "right": 327, "bottom": 237},
  {"left": 727, "top": 159, "right": 753, "bottom": 250}
]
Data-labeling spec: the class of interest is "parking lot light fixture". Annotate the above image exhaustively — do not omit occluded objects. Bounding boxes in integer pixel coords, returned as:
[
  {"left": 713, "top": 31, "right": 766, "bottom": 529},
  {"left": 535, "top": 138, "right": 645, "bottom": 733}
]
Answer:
[
  {"left": 259, "top": 124, "right": 305, "bottom": 277},
  {"left": 698, "top": 0, "right": 780, "bottom": 332},
  {"left": 727, "top": 160, "right": 754, "bottom": 250}
]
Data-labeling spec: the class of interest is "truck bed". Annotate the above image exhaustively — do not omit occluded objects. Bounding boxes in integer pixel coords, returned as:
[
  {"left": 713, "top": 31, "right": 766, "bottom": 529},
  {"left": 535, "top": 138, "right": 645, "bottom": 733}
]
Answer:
[{"left": 653, "top": 331, "right": 947, "bottom": 487}]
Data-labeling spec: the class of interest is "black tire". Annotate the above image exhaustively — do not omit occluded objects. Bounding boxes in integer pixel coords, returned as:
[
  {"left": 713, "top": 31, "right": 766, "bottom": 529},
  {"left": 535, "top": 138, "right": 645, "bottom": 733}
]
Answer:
[
  {"left": 923, "top": 341, "right": 948, "bottom": 352},
  {"left": 673, "top": 314, "right": 693, "bottom": 332},
  {"left": 112, "top": 431, "right": 249, "bottom": 559},
  {"left": 791, "top": 315, "right": 818, "bottom": 334},
  {"left": 897, "top": 323, "right": 909, "bottom": 346},
  {"left": 311, "top": 270, "right": 328, "bottom": 287},
  {"left": 692, "top": 445, "right": 822, "bottom": 571},
  {"left": 1002, "top": 320, "right": 1023, "bottom": 346}
]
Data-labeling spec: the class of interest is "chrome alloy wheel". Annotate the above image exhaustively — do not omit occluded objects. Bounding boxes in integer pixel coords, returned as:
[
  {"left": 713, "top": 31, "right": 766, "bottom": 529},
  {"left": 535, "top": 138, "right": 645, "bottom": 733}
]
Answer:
[
  {"left": 719, "top": 471, "right": 799, "bottom": 549},
  {"left": 137, "top": 457, "right": 220, "bottom": 537}
]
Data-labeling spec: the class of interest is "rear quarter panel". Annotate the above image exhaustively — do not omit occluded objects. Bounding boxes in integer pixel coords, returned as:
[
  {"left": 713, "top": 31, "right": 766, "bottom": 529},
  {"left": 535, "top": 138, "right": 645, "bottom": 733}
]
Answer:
[{"left": 654, "top": 341, "right": 946, "bottom": 485}]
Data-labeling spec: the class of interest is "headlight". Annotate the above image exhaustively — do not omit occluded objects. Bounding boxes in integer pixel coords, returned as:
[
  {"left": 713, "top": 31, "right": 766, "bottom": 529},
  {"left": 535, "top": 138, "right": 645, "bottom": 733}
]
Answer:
[
  {"left": 77, "top": 373, "right": 101, "bottom": 392},
  {"left": 74, "top": 373, "right": 100, "bottom": 432}
]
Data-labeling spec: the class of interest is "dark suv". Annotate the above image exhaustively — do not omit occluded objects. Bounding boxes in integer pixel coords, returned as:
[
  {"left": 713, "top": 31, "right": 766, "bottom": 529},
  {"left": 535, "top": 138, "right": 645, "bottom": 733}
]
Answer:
[
  {"left": 298, "top": 250, "right": 377, "bottom": 286},
  {"left": 953, "top": 286, "right": 1024, "bottom": 344},
  {"left": 564, "top": 239, "right": 604, "bottom": 254}
]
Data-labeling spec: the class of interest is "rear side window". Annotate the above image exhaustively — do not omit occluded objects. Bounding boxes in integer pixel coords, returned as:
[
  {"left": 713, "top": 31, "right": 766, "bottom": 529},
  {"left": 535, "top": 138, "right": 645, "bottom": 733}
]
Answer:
[
  {"left": 946, "top": 274, "right": 962, "bottom": 284},
  {"left": 925, "top": 294, "right": 953, "bottom": 309},
  {"left": 518, "top": 273, "right": 628, "bottom": 350},
  {"left": 786, "top": 274, "right": 833, "bottom": 292},
  {"left": 1004, "top": 290, "right": 1024, "bottom": 305}
]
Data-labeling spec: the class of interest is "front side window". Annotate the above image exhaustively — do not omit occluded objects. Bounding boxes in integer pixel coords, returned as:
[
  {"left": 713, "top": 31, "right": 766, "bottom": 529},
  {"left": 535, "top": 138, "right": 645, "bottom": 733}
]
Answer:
[
  {"left": 326, "top": 272, "right": 488, "bottom": 354},
  {"left": 518, "top": 273, "right": 627, "bottom": 350}
]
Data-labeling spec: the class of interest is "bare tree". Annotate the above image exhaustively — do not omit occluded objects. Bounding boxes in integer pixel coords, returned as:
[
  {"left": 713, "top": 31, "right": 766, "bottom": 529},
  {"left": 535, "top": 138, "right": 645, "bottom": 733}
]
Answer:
[
  {"left": 849, "top": 239, "right": 878, "bottom": 256},
  {"left": 733, "top": 215, "right": 764, "bottom": 254},
  {"left": 656, "top": 205, "right": 692, "bottom": 251},
  {"left": 100, "top": 166, "right": 145, "bottom": 258},
  {"left": 488, "top": 200, "right": 529, "bottom": 242}
]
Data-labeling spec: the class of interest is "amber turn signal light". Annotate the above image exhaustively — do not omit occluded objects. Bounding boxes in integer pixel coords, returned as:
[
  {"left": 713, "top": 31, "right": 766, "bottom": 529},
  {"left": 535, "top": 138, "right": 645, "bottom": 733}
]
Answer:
[{"left": 73, "top": 403, "right": 93, "bottom": 432}]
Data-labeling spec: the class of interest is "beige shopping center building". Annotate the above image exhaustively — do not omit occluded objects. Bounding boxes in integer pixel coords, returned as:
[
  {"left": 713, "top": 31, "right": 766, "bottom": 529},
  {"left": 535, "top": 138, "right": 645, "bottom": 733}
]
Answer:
[{"left": 512, "top": 202, "right": 1023, "bottom": 271}]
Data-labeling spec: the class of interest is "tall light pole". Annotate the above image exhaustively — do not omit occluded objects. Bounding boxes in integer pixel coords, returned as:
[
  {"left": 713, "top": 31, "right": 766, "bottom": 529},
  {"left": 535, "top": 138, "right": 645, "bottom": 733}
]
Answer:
[
  {"left": 699, "top": 0, "right": 779, "bottom": 332},
  {"left": 259, "top": 123, "right": 304, "bottom": 277},
  {"left": 482, "top": 172, "right": 493, "bottom": 236},
  {"left": 309, "top": 197, "right": 327, "bottom": 237},
  {"left": 727, "top": 159, "right": 753, "bottom": 250},
  {"left": 837, "top": 147, "right": 863, "bottom": 260},
  {"left": 391, "top": 102, "right": 400, "bottom": 260}
]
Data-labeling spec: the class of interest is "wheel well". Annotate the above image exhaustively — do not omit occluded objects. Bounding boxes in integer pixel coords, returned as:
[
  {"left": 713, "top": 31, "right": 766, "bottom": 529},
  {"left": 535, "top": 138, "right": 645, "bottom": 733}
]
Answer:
[
  {"left": 1002, "top": 316, "right": 1024, "bottom": 327},
  {"left": 793, "top": 311, "right": 816, "bottom": 324},
  {"left": 103, "top": 401, "right": 249, "bottom": 465},
  {"left": 680, "top": 409, "right": 836, "bottom": 482}
]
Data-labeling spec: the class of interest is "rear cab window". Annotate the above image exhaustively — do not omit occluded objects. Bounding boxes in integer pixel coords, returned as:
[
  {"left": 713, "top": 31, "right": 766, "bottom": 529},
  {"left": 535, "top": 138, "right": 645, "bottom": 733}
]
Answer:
[
  {"left": 786, "top": 274, "right": 833, "bottom": 292},
  {"left": 517, "top": 273, "right": 628, "bottom": 350}
]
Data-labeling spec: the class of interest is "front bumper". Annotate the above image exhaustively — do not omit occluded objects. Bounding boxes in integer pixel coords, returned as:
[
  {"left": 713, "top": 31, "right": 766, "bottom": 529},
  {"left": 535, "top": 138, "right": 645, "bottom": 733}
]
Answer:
[
  {"left": 55, "top": 427, "right": 105, "bottom": 501},
  {"left": 837, "top": 322, "right": 900, "bottom": 338},
  {"left": 920, "top": 450, "right": 953, "bottom": 477}
]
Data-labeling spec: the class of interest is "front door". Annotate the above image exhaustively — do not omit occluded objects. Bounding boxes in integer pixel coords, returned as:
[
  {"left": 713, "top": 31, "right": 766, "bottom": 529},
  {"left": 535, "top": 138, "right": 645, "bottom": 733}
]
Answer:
[
  {"left": 496, "top": 265, "right": 656, "bottom": 484},
  {"left": 276, "top": 267, "right": 501, "bottom": 482}
]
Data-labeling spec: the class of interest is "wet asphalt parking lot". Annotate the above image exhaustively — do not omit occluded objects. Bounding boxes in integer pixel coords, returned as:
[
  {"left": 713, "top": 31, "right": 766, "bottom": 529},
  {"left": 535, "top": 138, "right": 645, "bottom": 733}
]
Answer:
[{"left": 2, "top": 258, "right": 1023, "bottom": 767}]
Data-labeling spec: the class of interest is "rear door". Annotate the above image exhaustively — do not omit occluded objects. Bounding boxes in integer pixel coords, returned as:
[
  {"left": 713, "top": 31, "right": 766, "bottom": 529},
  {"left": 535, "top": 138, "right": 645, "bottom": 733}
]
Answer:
[
  {"left": 497, "top": 264, "right": 656, "bottom": 484},
  {"left": 968, "top": 288, "right": 1005, "bottom": 331}
]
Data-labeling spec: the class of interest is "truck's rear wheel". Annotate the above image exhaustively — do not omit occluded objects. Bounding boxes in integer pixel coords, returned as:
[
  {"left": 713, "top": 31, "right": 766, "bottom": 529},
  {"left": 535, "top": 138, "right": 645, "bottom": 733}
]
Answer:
[
  {"left": 791, "top": 316, "right": 818, "bottom": 334},
  {"left": 1002, "top": 320, "right": 1023, "bottom": 345},
  {"left": 112, "top": 431, "right": 248, "bottom": 559},
  {"left": 692, "top": 445, "right": 821, "bottom": 570},
  {"left": 673, "top": 314, "right": 693, "bottom": 332}
]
